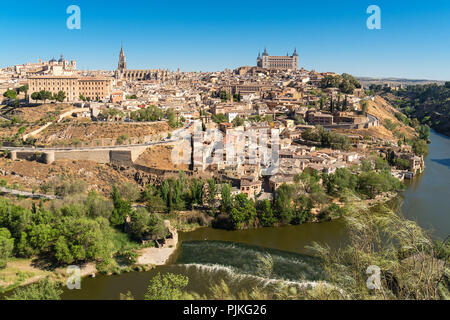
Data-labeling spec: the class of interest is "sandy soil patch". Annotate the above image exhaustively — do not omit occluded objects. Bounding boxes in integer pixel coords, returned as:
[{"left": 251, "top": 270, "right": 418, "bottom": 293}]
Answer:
[
  {"left": 134, "top": 145, "right": 189, "bottom": 171},
  {"left": 136, "top": 247, "right": 177, "bottom": 266}
]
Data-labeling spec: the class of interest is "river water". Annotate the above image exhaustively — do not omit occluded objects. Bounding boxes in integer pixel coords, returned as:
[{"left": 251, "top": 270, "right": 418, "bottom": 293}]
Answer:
[{"left": 61, "top": 130, "right": 449, "bottom": 300}]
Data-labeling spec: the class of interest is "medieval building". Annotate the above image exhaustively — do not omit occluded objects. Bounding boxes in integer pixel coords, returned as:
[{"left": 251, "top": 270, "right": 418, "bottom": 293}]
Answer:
[
  {"left": 257, "top": 48, "right": 299, "bottom": 70},
  {"left": 115, "top": 44, "right": 168, "bottom": 81}
]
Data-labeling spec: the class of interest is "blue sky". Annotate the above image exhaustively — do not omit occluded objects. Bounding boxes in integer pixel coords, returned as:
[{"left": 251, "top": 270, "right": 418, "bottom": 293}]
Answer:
[{"left": 0, "top": 0, "right": 449, "bottom": 80}]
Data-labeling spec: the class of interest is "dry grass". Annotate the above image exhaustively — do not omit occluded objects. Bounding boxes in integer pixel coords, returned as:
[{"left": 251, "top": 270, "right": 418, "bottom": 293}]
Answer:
[
  {"left": 36, "top": 121, "right": 170, "bottom": 145},
  {"left": 0, "top": 158, "right": 136, "bottom": 196},
  {"left": 335, "top": 96, "right": 417, "bottom": 142}
]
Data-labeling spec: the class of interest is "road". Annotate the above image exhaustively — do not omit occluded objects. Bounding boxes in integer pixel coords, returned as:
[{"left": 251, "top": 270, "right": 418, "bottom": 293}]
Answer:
[{"left": 0, "top": 186, "right": 61, "bottom": 200}]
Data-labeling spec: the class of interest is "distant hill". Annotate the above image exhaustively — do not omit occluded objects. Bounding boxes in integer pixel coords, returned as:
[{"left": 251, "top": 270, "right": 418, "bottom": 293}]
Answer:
[{"left": 357, "top": 77, "right": 447, "bottom": 87}]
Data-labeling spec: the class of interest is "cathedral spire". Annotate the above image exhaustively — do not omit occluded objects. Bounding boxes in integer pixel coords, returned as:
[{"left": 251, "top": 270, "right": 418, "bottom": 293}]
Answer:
[{"left": 118, "top": 43, "right": 126, "bottom": 70}]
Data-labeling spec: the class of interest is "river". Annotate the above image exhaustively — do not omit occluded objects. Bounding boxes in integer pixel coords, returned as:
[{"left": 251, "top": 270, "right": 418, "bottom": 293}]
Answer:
[{"left": 61, "top": 129, "right": 449, "bottom": 300}]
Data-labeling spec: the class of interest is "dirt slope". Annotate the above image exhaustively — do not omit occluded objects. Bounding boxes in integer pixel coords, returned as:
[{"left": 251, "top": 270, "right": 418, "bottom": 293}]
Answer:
[{"left": 335, "top": 95, "right": 417, "bottom": 142}]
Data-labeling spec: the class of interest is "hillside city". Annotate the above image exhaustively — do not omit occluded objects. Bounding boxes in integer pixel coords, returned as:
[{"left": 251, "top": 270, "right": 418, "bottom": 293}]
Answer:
[
  {"left": 0, "top": 46, "right": 445, "bottom": 301},
  {"left": 0, "top": 47, "right": 425, "bottom": 196}
]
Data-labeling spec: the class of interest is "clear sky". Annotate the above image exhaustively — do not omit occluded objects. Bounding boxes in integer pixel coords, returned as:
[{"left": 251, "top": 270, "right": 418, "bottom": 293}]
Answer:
[{"left": 0, "top": 0, "right": 449, "bottom": 80}]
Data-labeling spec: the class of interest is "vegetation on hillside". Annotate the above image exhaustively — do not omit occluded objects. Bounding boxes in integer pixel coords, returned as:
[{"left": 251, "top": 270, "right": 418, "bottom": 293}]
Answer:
[
  {"left": 320, "top": 73, "right": 361, "bottom": 94},
  {"left": 0, "top": 183, "right": 167, "bottom": 273},
  {"left": 373, "top": 83, "right": 450, "bottom": 136},
  {"left": 130, "top": 106, "right": 183, "bottom": 128},
  {"left": 137, "top": 161, "right": 403, "bottom": 231},
  {"left": 302, "top": 125, "right": 350, "bottom": 150}
]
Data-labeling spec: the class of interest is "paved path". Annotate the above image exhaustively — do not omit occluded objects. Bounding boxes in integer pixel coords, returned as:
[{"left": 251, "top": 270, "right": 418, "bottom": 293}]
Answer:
[{"left": 0, "top": 186, "right": 61, "bottom": 200}]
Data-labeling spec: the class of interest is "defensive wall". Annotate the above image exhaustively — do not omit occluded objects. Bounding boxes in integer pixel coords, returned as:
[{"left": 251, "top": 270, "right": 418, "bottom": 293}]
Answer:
[{"left": 8, "top": 146, "right": 147, "bottom": 166}]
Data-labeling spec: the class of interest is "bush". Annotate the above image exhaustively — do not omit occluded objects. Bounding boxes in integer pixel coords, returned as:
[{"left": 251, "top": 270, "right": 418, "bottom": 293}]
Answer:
[
  {"left": 118, "top": 182, "right": 141, "bottom": 203},
  {"left": 116, "top": 134, "right": 129, "bottom": 145},
  {"left": 53, "top": 178, "right": 87, "bottom": 197},
  {"left": 7, "top": 278, "right": 62, "bottom": 300},
  {"left": 145, "top": 273, "right": 189, "bottom": 300}
]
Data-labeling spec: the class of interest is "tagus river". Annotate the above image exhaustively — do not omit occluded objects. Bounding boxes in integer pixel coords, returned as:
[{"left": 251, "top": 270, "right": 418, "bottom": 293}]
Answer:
[{"left": 61, "top": 129, "right": 450, "bottom": 300}]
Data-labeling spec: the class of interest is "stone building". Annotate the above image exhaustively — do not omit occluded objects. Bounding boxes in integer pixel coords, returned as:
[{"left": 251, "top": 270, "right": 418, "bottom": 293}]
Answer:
[
  {"left": 256, "top": 48, "right": 298, "bottom": 70},
  {"left": 115, "top": 44, "right": 168, "bottom": 81},
  {"left": 13, "top": 55, "right": 76, "bottom": 77},
  {"left": 28, "top": 75, "right": 113, "bottom": 102}
]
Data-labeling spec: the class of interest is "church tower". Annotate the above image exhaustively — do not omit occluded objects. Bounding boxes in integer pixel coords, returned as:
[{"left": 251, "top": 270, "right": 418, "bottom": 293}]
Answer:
[{"left": 118, "top": 43, "right": 127, "bottom": 71}]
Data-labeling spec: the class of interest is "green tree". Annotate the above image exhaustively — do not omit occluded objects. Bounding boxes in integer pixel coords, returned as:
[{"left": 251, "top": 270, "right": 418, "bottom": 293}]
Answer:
[
  {"left": 412, "top": 139, "right": 429, "bottom": 157},
  {"left": 273, "top": 184, "right": 294, "bottom": 224},
  {"left": 374, "top": 157, "right": 390, "bottom": 172},
  {"left": 144, "top": 272, "right": 189, "bottom": 300},
  {"left": 256, "top": 199, "right": 276, "bottom": 227},
  {"left": 166, "top": 108, "right": 179, "bottom": 127},
  {"left": 232, "top": 116, "right": 244, "bottom": 127},
  {"left": 55, "top": 91, "right": 66, "bottom": 103},
  {"left": 16, "top": 231, "right": 35, "bottom": 257},
  {"left": 18, "top": 84, "right": 29, "bottom": 99},
  {"left": 229, "top": 194, "right": 256, "bottom": 229},
  {"left": 143, "top": 185, "right": 166, "bottom": 213},
  {"left": 219, "top": 91, "right": 230, "bottom": 102},
  {"left": 127, "top": 208, "right": 167, "bottom": 240},
  {"left": 130, "top": 105, "right": 164, "bottom": 122},
  {"left": 39, "top": 90, "right": 52, "bottom": 104},
  {"left": 220, "top": 183, "right": 232, "bottom": 214},
  {"left": 188, "top": 179, "right": 204, "bottom": 209},
  {"left": 85, "top": 191, "right": 114, "bottom": 219},
  {"left": 291, "top": 195, "right": 312, "bottom": 225},
  {"left": 0, "top": 228, "right": 14, "bottom": 268},
  {"left": 3, "top": 89, "right": 17, "bottom": 100},
  {"left": 207, "top": 179, "right": 217, "bottom": 206},
  {"left": 31, "top": 92, "right": 40, "bottom": 102},
  {"left": 212, "top": 113, "right": 228, "bottom": 124},
  {"left": 324, "top": 168, "right": 358, "bottom": 196},
  {"left": 360, "top": 101, "right": 369, "bottom": 115},
  {"left": 54, "top": 236, "right": 74, "bottom": 265},
  {"left": 320, "top": 75, "right": 341, "bottom": 88},
  {"left": 418, "top": 125, "right": 430, "bottom": 141},
  {"left": 159, "top": 175, "right": 186, "bottom": 212},
  {"left": 110, "top": 186, "right": 132, "bottom": 227}
]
